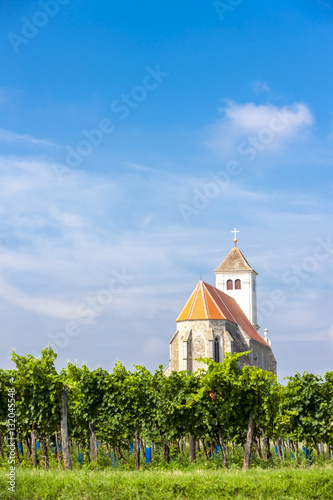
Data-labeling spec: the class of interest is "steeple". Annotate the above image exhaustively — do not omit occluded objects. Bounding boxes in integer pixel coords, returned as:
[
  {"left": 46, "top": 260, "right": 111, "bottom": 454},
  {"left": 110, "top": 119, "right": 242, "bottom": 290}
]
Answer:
[
  {"left": 214, "top": 246, "right": 256, "bottom": 274},
  {"left": 214, "top": 231, "right": 259, "bottom": 330}
]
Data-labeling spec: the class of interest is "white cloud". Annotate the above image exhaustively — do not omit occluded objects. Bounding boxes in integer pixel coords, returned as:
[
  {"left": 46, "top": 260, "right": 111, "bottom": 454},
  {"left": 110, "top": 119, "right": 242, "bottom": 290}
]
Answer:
[
  {"left": 207, "top": 100, "right": 313, "bottom": 158},
  {"left": 222, "top": 101, "right": 312, "bottom": 131}
]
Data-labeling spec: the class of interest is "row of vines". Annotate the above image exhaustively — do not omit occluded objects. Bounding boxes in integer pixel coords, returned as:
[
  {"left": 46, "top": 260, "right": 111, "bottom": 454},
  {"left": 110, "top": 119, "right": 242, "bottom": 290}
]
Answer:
[{"left": 0, "top": 347, "right": 332, "bottom": 471}]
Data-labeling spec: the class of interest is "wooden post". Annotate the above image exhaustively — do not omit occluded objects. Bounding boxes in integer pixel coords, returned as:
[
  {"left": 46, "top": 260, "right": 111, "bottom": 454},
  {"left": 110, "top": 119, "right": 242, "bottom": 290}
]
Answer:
[
  {"left": 105, "top": 442, "right": 111, "bottom": 461},
  {"left": 254, "top": 436, "right": 262, "bottom": 458},
  {"left": 36, "top": 432, "right": 49, "bottom": 470},
  {"left": 134, "top": 431, "right": 140, "bottom": 470},
  {"left": 55, "top": 431, "right": 62, "bottom": 465},
  {"left": 140, "top": 439, "right": 146, "bottom": 462},
  {"left": 162, "top": 439, "right": 170, "bottom": 463},
  {"left": 89, "top": 422, "right": 98, "bottom": 462},
  {"left": 116, "top": 445, "right": 123, "bottom": 460},
  {"left": 275, "top": 439, "right": 282, "bottom": 462},
  {"left": 267, "top": 437, "right": 274, "bottom": 465},
  {"left": 25, "top": 436, "right": 31, "bottom": 462},
  {"left": 0, "top": 433, "right": 5, "bottom": 461},
  {"left": 31, "top": 428, "right": 38, "bottom": 467},
  {"left": 242, "top": 415, "right": 255, "bottom": 470},
  {"left": 218, "top": 427, "right": 228, "bottom": 468},
  {"left": 189, "top": 433, "right": 196, "bottom": 463},
  {"left": 60, "top": 386, "right": 72, "bottom": 470},
  {"left": 314, "top": 443, "right": 320, "bottom": 458}
]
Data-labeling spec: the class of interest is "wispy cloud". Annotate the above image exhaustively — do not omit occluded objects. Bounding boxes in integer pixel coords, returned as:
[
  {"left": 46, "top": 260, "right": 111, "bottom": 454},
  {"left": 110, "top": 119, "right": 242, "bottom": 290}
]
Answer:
[
  {"left": 0, "top": 278, "right": 76, "bottom": 320},
  {"left": 251, "top": 80, "right": 271, "bottom": 93},
  {"left": 0, "top": 128, "right": 59, "bottom": 147}
]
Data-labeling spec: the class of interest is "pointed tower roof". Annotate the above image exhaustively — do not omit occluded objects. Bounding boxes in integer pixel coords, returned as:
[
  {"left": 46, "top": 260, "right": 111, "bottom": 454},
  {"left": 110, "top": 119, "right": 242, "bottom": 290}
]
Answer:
[
  {"left": 176, "top": 281, "right": 268, "bottom": 347},
  {"left": 214, "top": 247, "right": 257, "bottom": 275}
]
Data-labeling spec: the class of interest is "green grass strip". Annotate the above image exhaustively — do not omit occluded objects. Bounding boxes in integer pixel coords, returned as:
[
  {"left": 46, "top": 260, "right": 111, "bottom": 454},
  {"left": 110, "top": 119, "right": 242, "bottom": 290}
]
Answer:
[{"left": 0, "top": 467, "right": 332, "bottom": 500}]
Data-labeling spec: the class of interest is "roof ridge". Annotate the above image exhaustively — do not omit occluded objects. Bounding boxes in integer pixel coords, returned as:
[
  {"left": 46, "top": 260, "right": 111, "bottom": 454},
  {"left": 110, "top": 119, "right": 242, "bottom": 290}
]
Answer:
[
  {"left": 203, "top": 282, "right": 227, "bottom": 319},
  {"left": 188, "top": 282, "right": 200, "bottom": 318},
  {"left": 200, "top": 281, "right": 209, "bottom": 319},
  {"left": 235, "top": 247, "right": 253, "bottom": 269}
]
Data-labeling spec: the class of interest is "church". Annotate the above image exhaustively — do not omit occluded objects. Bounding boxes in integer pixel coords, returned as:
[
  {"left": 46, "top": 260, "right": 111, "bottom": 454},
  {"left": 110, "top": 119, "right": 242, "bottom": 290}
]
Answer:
[{"left": 165, "top": 229, "right": 277, "bottom": 375}]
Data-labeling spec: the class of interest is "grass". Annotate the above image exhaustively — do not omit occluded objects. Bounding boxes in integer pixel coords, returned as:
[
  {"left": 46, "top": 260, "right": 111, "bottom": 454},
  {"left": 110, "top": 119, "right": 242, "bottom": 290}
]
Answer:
[{"left": 0, "top": 466, "right": 333, "bottom": 500}]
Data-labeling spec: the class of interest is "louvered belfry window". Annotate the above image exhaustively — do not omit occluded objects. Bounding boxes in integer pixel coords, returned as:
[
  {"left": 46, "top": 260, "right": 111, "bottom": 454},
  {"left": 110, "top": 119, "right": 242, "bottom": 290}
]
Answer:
[
  {"left": 235, "top": 279, "right": 241, "bottom": 290},
  {"left": 227, "top": 279, "right": 233, "bottom": 290}
]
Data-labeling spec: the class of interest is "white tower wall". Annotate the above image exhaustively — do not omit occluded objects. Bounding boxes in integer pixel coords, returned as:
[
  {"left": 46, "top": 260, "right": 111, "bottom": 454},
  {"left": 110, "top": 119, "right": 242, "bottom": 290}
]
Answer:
[{"left": 215, "top": 271, "right": 258, "bottom": 329}]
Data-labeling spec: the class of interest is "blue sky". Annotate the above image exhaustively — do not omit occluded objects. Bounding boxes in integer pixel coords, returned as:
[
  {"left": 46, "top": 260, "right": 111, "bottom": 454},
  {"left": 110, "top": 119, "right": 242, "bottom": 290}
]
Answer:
[{"left": 0, "top": 0, "right": 332, "bottom": 380}]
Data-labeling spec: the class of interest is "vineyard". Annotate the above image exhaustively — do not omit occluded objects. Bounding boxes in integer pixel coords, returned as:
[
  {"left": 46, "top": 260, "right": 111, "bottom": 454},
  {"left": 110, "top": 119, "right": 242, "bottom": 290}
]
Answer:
[{"left": 0, "top": 346, "right": 332, "bottom": 478}]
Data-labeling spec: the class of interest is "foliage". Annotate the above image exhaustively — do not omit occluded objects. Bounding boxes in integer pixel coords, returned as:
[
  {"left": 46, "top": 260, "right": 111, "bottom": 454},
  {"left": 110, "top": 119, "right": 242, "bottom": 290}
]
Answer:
[
  {"left": 0, "top": 347, "right": 332, "bottom": 475},
  {"left": 10, "top": 347, "right": 62, "bottom": 438},
  {"left": 281, "top": 372, "right": 330, "bottom": 446}
]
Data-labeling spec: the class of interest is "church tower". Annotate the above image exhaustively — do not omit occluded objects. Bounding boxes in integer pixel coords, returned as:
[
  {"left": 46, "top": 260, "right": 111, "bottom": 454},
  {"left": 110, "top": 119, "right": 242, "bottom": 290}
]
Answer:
[
  {"left": 164, "top": 227, "right": 277, "bottom": 376},
  {"left": 214, "top": 228, "right": 259, "bottom": 330}
]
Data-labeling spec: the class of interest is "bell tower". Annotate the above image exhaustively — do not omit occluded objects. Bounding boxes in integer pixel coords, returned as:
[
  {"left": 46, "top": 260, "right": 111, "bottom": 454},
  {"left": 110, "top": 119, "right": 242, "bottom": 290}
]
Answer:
[{"left": 214, "top": 228, "right": 259, "bottom": 330}]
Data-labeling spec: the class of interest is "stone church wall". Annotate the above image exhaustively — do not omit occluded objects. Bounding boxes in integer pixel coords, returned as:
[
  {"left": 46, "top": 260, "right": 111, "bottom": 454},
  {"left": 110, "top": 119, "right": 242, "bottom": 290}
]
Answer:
[{"left": 167, "top": 319, "right": 276, "bottom": 375}]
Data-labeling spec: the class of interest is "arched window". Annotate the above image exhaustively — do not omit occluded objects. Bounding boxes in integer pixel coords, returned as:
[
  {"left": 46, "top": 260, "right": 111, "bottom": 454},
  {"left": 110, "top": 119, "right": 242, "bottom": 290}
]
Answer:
[
  {"left": 227, "top": 279, "right": 233, "bottom": 290},
  {"left": 235, "top": 279, "right": 241, "bottom": 290},
  {"left": 214, "top": 337, "right": 220, "bottom": 363}
]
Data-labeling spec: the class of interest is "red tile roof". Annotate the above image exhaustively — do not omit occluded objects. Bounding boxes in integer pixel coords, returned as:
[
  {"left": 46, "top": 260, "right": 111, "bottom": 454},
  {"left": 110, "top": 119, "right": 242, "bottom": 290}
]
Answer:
[
  {"left": 176, "top": 281, "right": 269, "bottom": 347},
  {"left": 214, "top": 247, "right": 257, "bottom": 274}
]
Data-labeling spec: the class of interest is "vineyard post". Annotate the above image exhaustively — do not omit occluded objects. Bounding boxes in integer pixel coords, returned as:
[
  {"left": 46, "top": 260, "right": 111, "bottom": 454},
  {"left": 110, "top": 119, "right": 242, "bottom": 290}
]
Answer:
[
  {"left": 55, "top": 431, "right": 61, "bottom": 465},
  {"left": 24, "top": 436, "right": 31, "bottom": 463},
  {"left": 60, "top": 386, "right": 72, "bottom": 470},
  {"left": 162, "top": 438, "right": 170, "bottom": 463},
  {"left": 218, "top": 427, "right": 228, "bottom": 468},
  {"left": 242, "top": 398, "right": 256, "bottom": 471},
  {"left": 134, "top": 431, "right": 140, "bottom": 469},
  {"left": 36, "top": 431, "right": 49, "bottom": 470},
  {"left": 189, "top": 433, "right": 196, "bottom": 463},
  {"left": 0, "top": 433, "right": 4, "bottom": 461},
  {"left": 89, "top": 422, "right": 98, "bottom": 462},
  {"left": 31, "top": 426, "right": 38, "bottom": 467}
]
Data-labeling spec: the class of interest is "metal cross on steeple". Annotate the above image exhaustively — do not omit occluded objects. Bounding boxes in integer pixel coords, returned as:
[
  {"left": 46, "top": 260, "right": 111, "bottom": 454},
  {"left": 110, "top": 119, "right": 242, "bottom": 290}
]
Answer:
[{"left": 231, "top": 227, "right": 239, "bottom": 246}]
